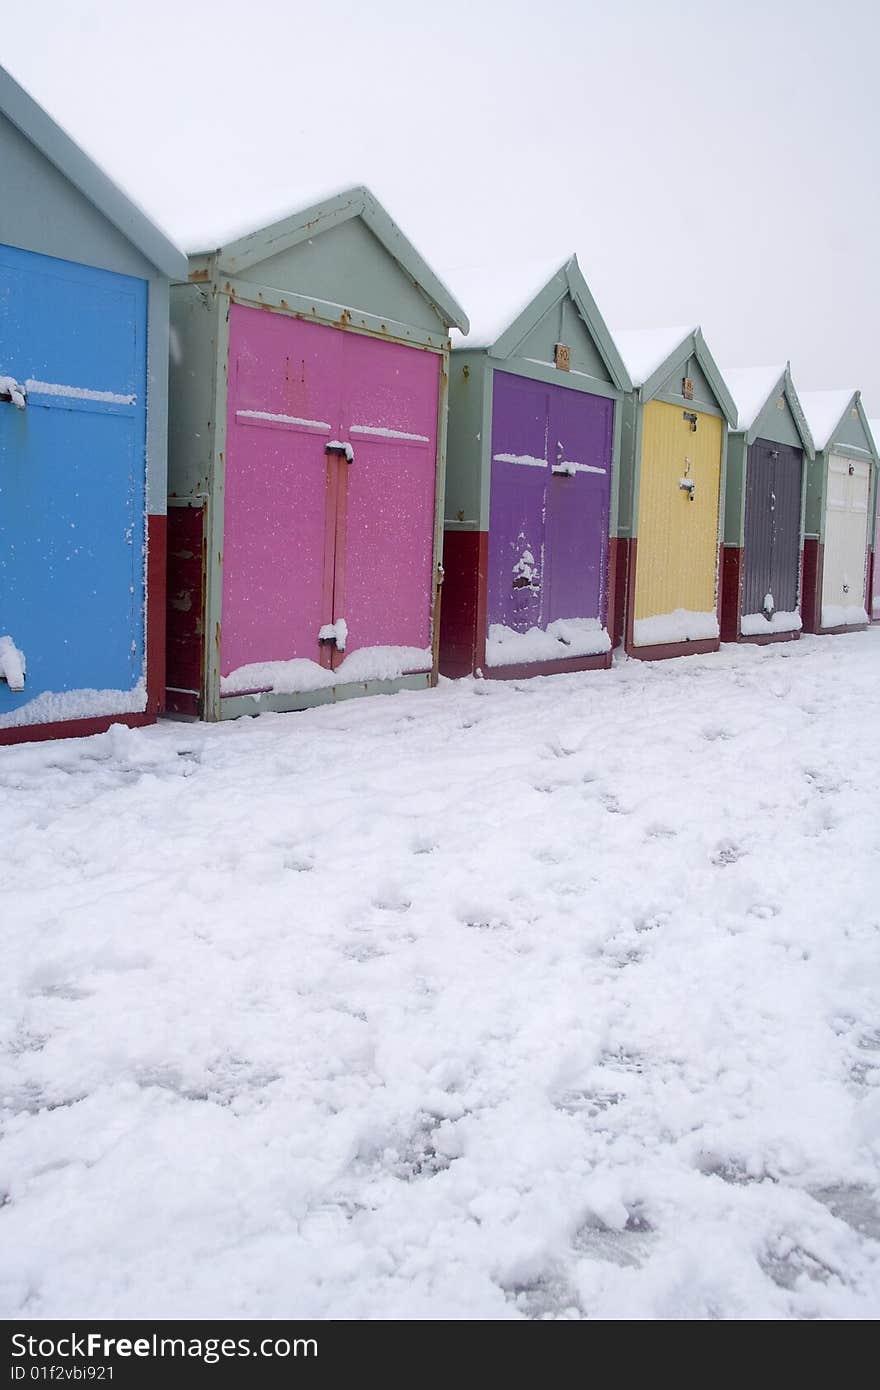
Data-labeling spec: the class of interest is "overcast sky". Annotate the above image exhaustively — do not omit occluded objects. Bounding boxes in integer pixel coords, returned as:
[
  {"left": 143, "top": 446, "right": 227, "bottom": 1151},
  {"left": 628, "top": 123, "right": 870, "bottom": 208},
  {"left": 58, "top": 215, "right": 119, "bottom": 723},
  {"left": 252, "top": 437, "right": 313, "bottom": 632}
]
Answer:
[{"left": 5, "top": 0, "right": 879, "bottom": 412}]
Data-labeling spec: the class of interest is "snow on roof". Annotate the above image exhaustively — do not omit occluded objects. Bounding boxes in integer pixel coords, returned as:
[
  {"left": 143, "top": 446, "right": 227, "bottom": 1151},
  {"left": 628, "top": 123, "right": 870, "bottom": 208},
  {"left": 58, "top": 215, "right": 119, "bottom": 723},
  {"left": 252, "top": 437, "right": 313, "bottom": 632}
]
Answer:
[
  {"left": 610, "top": 326, "right": 692, "bottom": 388},
  {"left": 445, "top": 254, "right": 573, "bottom": 350},
  {"left": 185, "top": 181, "right": 358, "bottom": 255},
  {"left": 799, "top": 389, "right": 856, "bottom": 450},
  {"left": 721, "top": 365, "right": 786, "bottom": 431}
]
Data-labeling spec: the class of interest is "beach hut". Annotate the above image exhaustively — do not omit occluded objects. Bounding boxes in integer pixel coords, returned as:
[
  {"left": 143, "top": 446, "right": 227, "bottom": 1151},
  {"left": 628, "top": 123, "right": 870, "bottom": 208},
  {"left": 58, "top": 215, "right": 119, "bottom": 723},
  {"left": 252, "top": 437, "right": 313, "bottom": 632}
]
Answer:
[
  {"left": 719, "top": 365, "right": 814, "bottom": 643},
  {"left": 166, "top": 188, "right": 467, "bottom": 720},
  {"left": 799, "top": 391, "right": 878, "bottom": 634},
  {"left": 438, "top": 256, "right": 632, "bottom": 678},
  {"left": 0, "top": 65, "right": 186, "bottom": 746},
  {"left": 869, "top": 419, "right": 880, "bottom": 621},
  {"left": 612, "top": 327, "right": 737, "bottom": 659}
]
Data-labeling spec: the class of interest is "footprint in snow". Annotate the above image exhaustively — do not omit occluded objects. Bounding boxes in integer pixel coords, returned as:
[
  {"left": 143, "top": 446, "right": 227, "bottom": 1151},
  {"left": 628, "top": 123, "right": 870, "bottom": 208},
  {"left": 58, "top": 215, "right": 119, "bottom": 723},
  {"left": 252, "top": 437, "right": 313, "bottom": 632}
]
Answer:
[
  {"left": 532, "top": 847, "right": 563, "bottom": 866},
  {"left": 848, "top": 1051, "right": 880, "bottom": 1086},
  {"left": 803, "top": 767, "right": 841, "bottom": 795},
  {"left": 572, "top": 1208, "right": 654, "bottom": 1269},
  {"left": 343, "top": 941, "right": 386, "bottom": 962},
  {"left": 372, "top": 891, "right": 412, "bottom": 914},
  {"left": 759, "top": 1242, "right": 836, "bottom": 1290},
  {"left": 702, "top": 726, "right": 734, "bottom": 742},
  {"left": 747, "top": 902, "right": 780, "bottom": 919},
  {"left": 634, "top": 911, "right": 669, "bottom": 933},
  {"left": 283, "top": 853, "right": 315, "bottom": 873},
  {"left": 410, "top": 835, "right": 437, "bottom": 856},
  {"left": 29, "top": 980, "right": 90, "bottom": 1001},
  {"left": 597, "top": 1047, "right": 644, "bottom": 1075},
  {"left": 460, "top": 909, "right": 510, "bottom": 932},
  {"left": 812, "top": 1185, "right": 880, "bottom": 1240},
  {"left": 645, "top": 823, "right": 676, "bottom": 841},
  {"left": 503, "top": 1268, "right": 581, "bottom": 1320},
  {"left": 712, "top": 840, "right": 746, "bottom": 867},
  {"left": 554, "top": 1088, "right": 623, "bottom": 1117},
  {"left": 606, "top": 947, "right": 643, "bottom": 969},
  {"left": 696, "top": 1152, "right": 771, "bottom": 1186}
]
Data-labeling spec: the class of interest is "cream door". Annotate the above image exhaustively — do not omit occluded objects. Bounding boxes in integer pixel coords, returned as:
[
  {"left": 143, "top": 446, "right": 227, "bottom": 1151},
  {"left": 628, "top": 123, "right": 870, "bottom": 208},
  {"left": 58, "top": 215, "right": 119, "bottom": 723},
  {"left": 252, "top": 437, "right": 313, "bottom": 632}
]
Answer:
[{"left": 822, "top": 455, "right": 870, "bottom": 626}]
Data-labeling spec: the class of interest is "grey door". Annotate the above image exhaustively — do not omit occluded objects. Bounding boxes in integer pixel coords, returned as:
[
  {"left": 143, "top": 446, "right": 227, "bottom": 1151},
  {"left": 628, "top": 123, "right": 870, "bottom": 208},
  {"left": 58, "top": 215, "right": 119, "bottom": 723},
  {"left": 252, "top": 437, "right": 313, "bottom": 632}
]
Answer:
[{"left": 742, "top": 439, "right": 803, "bottom": 621}]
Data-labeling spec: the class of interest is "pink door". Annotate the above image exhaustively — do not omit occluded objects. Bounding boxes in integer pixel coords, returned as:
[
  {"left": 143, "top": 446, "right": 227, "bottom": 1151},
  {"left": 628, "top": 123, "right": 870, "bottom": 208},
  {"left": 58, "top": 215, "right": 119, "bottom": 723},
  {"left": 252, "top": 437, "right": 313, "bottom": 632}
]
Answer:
[
  {"left": 336, "top": 332, "right": 439, "bottom": 666},
  {"left": 222, "top": 304, "right": 439, "bottom": 686}
]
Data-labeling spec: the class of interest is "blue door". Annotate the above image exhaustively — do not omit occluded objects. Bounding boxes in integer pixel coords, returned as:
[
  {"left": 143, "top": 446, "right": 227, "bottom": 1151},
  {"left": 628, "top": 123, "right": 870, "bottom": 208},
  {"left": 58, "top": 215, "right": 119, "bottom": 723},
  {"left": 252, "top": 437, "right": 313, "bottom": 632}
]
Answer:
[{"left": 0, "top": 243, "right": 147, "bottom": 724}]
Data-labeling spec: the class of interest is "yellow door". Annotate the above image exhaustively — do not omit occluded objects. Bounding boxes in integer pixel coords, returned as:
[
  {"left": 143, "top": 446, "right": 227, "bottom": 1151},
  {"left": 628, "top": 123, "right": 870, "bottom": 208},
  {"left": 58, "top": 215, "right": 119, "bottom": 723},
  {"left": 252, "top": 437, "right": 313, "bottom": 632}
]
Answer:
[{"left": 633, "top": 400, "right": 722, "bottom": 646}]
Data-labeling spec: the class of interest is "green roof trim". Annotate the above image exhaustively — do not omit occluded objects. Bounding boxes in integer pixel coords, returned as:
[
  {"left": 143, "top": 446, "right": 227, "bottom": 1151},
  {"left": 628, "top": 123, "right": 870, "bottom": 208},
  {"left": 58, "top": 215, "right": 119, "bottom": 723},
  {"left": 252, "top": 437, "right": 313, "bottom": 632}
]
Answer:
[
  {"left": 488, "top": 255, "right": 633, "bottom": 393},
  {"left": 0, "top": 63, "right": 187, "bottom": 280},
  {"left": 640, "top": 328, "right": 737, "bottom": 424},
  {"left": 208, "top": 186, "right": 468, "bottom": 334},
  {"left": 735, "top": 364, "right": 816, "bottom": 458}
]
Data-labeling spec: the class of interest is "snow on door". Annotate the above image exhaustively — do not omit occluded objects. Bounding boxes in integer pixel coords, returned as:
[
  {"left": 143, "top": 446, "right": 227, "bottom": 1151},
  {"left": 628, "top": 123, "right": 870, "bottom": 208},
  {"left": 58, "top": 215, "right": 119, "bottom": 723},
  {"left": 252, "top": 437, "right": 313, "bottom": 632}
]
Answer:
[
  {"left": 633, "top": 400, "right": 722, "bottom": 646},
  {"left": 221, "top": 306, "right": 438, "bottom": 696},
  {"left": 822, "top": 454, "right": 870, "bottom": 628},
  {"left": 0, "top": 243, "right": 147, "bottom": 729},
  {"left": 741, "top": 440, "right": 803, "bottom": 635},
  {"left": 486, "top": 371, "right": 613, "bottom": 668}
]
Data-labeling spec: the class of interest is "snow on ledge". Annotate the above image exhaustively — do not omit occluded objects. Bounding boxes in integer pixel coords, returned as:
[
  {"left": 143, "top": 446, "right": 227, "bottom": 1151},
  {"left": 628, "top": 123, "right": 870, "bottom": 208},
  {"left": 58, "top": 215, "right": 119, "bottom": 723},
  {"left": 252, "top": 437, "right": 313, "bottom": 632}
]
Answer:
[
  {"left": 741, "top": 610, "right": 802, "bottom": 636},
  {"left": 633, "top": 609, "right": 719, "bottom": 647},
  {"left": 221, "top": 646, "right": 433, "bottom": 696},
  {"left": 485, "top": 618, "right": 610, "bottom": 668},
  {"left": 0, "top": 679, "right": 147, "bottom": 729},
  {"left": 822, "top": 604, "right": 868, "bottom": 629}
]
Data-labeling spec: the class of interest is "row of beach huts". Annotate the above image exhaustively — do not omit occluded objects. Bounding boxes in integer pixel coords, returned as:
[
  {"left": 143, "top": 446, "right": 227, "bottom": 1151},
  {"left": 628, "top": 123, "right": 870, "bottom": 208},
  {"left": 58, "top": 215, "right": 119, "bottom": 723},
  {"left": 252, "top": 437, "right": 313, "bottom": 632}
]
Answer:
[{"left": 1, "top": 65, "right": 878, "bottom": 745}]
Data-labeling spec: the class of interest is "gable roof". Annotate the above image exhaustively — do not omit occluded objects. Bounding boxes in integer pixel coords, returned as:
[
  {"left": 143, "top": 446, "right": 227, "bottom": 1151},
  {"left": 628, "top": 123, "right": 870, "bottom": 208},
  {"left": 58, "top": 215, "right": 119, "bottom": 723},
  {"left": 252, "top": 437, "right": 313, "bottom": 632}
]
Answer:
[
  {"left": 612, "top": 324, "right": 737, "bottom": 423},
  {"left": 447, "top": 254, "right": 632, "bottom": 391},
  {"left": 799, "top": 388, "right": 876, "bottom": 454},
  {"left": 612, "top": 326, "right": 693, "bottom": 389},
  {"left": 0, "top": 64, "right": 186, "bottom": 281},
  {"left": 723, "top": 363, "right": 815, "bottom": 456},
  {"left": 868, "top": 419, "right": 880, "bottom": 458},
  {"left": 199, "top": 186, "right": 468, "bottom": 334}
]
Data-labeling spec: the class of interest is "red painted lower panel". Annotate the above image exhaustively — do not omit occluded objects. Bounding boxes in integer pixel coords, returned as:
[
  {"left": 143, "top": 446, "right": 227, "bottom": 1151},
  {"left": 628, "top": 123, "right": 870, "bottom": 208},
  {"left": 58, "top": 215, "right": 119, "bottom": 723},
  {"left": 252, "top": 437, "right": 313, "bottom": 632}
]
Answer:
[
  {"left": 801, "top": 539, "right": 821, "bottom": 634},
  {"left": 438, "top": 529, "right": 489, "bottom": 678},
  {"left": 166, "top": 504, "right": 205, "bottom": 710},
  {"left": 146, "top": 513, "right": 166, "bottom": 714},
  {"left": 720, "top": 545, "right": 743, "bottom": 642},
  {"left": 739, "top": 629, "right": 801, "bottom": 646},
  {"left": 484, "top": 651, "right": 612, "bottom": 681},
  {"left": 611, "top": 536, "right": 632, "bottom": 649},
  {"left": 0, "top": 713, "right": 154, "bottom": 748}
]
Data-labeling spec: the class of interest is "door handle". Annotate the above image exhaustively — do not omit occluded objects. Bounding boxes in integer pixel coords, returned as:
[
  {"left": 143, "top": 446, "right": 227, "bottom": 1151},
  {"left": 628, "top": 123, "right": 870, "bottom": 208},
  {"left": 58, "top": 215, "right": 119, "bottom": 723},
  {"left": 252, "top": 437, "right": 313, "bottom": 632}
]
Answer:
[
  {"left": 326, "top": 441, "right": 354, "bottom": 462},
  {"left": 318, "top": 618, "right": 348, "bottom": 650},
  {"left": 0, "top": 376, "right": 26, "bottom": 409},
  {"left": 0, "top": 635, "right": 26, "bottom": 691}
]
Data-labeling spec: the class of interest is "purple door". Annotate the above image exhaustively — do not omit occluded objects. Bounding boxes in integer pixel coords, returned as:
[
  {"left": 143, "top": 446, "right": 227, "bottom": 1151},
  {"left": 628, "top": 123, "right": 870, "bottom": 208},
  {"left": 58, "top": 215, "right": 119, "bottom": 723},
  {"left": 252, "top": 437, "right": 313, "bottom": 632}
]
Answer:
[
  {"left": 487, "top": 370, "right": 613, "bottom": 643},
  {"left": 545, "top": 379, "right": 613, "bottom": 625}
]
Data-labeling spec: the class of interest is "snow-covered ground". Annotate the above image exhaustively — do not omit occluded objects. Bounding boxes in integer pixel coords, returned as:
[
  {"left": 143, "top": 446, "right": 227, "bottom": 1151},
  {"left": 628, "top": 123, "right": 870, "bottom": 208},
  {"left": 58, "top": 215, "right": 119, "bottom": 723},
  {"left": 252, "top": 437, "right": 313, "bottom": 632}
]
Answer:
[{"left": 2, "top": 632, "right": 880, "bottom": 1320}]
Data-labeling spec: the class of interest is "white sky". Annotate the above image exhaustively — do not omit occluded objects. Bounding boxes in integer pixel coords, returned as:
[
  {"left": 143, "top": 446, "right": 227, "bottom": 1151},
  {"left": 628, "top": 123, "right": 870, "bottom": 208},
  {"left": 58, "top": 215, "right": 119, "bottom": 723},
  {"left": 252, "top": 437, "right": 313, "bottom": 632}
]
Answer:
[{"left": 5, "top": 0, "right": 880, "bottom": 412}]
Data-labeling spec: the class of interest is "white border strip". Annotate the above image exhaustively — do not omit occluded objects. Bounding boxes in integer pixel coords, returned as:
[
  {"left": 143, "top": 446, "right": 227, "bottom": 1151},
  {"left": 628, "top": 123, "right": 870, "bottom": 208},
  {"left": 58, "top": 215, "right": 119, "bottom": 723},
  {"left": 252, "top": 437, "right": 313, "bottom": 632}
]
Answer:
[
  {"left": 236, "top": 409, "right": 331, "bottom": 431},
  {"left": 26, "top": 379, "right": 135, "bottom": 405},
  {"left": 493, "top": 453, "right": 548, "bottom": 469},
  {"left": 350, "top": 424, "right": 430, "bottom": 442}
]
